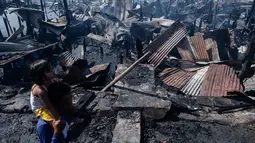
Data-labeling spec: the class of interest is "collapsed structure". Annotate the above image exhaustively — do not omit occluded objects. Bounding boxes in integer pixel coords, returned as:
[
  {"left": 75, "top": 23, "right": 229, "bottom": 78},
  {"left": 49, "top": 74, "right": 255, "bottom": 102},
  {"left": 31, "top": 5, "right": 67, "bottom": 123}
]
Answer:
[{"left": 1, "top": 0, "right": 255, "bottom": 142}]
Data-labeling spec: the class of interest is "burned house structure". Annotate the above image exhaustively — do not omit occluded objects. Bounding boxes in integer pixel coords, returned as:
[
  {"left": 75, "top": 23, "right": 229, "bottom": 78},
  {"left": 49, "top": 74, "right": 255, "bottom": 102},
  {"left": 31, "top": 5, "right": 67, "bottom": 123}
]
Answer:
[{"left": 1, "top": 0, "right": 255, "bottom": 142}]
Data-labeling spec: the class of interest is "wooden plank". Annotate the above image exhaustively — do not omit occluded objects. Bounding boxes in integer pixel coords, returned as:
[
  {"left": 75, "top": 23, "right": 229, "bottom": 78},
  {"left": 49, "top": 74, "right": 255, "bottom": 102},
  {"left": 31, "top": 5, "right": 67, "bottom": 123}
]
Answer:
[{"left": 5, "top": 25, "right": 24, "bottom": 42}]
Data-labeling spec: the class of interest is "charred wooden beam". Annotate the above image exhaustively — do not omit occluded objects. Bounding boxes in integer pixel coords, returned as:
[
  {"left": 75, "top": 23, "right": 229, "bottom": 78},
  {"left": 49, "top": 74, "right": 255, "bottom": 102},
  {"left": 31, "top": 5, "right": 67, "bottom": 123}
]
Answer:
[
  {"left": 5, "top": 25, "right": 24, "bottom": 42},
  {"left": 136, "top": 38, "right": 143, "bottom": 59},
  {"left": 38, "top": 0, "right": 47, "bottom": 42},
  {"left": 17, "top": 16, "right": 24, "bottom": 37}
]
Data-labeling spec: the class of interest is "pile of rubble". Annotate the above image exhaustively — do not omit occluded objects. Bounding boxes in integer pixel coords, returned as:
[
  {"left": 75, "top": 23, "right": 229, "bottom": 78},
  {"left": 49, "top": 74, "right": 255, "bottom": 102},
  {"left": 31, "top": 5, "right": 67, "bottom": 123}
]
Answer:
[{"left": 1, "top": 0, "right": 255, "bottom": 142}]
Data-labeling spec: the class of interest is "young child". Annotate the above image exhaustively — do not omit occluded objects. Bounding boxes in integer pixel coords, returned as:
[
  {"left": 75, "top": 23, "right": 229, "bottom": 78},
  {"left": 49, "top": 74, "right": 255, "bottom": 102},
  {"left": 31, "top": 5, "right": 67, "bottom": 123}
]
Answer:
[{"left": 30, "top": 59, "right": 59, "bottom": 121}]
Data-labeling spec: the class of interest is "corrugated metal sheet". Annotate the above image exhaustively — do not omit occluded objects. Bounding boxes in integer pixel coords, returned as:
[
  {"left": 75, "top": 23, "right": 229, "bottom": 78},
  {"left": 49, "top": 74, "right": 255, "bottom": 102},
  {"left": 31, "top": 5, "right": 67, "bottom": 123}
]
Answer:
[
  {"left": 58, "top": 51, "right": 79, "bottom": 67},
  {"left": 200, "top": 64, "right": 243, "bottom": 96},
  {"left": 181, "top": 66, "right": 209, "bottom": 96},
  {"left": 159, "top": 68, "right": 195, "bottom": 89},
  {"left": 190, "top": 34, "right": 210, "bottom": 61},
  {"left": 205, "top": 38, "right": 220, "bottom": 61},
  {"left": 243, "top": 74, "right": 255, "bottom": 92},
  {"left": 146, "top": 21, "right": 188, "bottom": 68},
  {"left": 177, "top": 37, "right": 195, "bottom": 62}
]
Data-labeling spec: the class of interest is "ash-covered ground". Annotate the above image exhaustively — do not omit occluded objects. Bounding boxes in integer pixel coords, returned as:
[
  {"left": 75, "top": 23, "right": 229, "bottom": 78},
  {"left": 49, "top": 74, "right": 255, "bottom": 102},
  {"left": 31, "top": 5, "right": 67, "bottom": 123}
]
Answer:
[
  {"left": 0, "top": 46, "right": 119, "bottom": 143},
  {"left": 0, "top": 86, "right": 117, "bottom": 143},
  {"left": 144, "top": 118, "right": 255, "bottom": 143}
]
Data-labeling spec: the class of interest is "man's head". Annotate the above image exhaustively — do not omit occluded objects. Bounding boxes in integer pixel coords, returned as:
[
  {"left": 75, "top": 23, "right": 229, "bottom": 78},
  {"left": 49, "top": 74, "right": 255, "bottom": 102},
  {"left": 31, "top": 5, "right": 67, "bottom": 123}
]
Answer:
[{"left": 48, "top": 82, "right": 72, "bottom": 113}]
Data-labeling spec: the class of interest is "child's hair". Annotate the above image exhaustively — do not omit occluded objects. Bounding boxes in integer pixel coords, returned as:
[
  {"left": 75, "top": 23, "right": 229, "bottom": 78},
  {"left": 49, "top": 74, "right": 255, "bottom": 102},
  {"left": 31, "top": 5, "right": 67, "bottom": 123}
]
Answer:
[
  {"left": 48, "top": 82, "right": 71, "bottom": 104},
  {"left": 30, "top": 59, "right": 51, "bottom": 85}
]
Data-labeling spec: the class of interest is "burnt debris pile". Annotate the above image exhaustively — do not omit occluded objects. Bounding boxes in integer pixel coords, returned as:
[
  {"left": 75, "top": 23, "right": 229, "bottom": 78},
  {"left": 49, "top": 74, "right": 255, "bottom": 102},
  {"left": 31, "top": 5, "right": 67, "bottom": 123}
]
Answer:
[{"left": 1, "top": 0, "right": 255, "bottom": 142}]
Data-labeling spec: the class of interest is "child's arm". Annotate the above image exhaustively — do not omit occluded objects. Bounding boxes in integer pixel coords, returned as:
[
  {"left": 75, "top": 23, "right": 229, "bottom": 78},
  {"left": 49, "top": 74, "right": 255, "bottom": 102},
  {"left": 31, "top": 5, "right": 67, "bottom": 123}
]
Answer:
[{"left": 38, "top": 89, "right": 59, "bottom": 120}]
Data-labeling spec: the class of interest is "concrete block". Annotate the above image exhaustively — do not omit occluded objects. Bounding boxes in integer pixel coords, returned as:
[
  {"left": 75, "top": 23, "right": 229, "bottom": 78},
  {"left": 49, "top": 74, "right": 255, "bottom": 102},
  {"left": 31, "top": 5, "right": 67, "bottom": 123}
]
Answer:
[{"left": 112, "top": 111, "right": 141, "bottom": 143}]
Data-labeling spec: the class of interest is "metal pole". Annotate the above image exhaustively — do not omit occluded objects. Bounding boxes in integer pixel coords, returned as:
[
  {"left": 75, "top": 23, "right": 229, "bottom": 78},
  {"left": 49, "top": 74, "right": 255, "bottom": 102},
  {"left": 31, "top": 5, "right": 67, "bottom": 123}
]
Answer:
[
  {"left": 40, "top": 0, "right": 45, "bottom": 20},
  {"left": 63, "top": 0, "right": 71, "bottom": 25},
  {"left": 101, "top": 51, "right": 151, "bottom": 92}
]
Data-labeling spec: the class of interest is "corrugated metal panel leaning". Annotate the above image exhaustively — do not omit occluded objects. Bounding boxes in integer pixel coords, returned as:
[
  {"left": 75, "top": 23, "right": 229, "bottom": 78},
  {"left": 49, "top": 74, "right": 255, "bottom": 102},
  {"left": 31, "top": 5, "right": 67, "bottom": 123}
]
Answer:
[
  {"left": 200, "top": 64, "right": 243, "bottom": 96},
  {"left": 190, "top": 34, "right": 210, "bottom": 61},
  {"left": 147, "top": 21, "right": 188, "bottom": 68}
]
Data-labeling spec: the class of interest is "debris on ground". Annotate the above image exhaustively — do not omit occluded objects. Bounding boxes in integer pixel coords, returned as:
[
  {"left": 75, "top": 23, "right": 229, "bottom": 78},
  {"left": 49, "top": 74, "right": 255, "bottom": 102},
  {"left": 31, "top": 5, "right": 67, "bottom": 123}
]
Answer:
[{"left": 1, "top": 0, "right": 255, "bottom": 142}]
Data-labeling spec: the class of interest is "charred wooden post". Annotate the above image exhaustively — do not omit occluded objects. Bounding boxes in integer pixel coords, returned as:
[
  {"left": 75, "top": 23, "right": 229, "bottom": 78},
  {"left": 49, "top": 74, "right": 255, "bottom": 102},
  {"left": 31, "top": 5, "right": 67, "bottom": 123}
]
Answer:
[
  {"left": 0, "top": 30, "right": 4, "bottom": 41},
  {"left": 189, "top": 21, "right": 195, "bottom": 36},
  {"left": 2, "top": 17, "right": 10, "bottom": 37},
  {"left": 83, "top": 37, "right": 87, "bottom": 54},
  {"left": 38, "top": 0, "right": 47, "bottom": 42},
  {"left": 198, "top": 18, "right": 203, "bottom": 32},
  {"left": 63, "top": 0, "right": 71, "bottom": 25},
  {"left": 100, "top": 46, "right": 104, "bottom": 55},
  {"left": 26, "top": 11, "right": 34, "bottom": 38},
  {"left": 40, "top": 0, "right": 45, "bottom": 16},
  {"left": 124, "top": 40, "right": 130, "bottom": 58},
  {"left": 120, "top": 50, "right": 124, "bottom": 64},
  {"left": 136, "top": 38, "right": 143, "bottom": 59}
]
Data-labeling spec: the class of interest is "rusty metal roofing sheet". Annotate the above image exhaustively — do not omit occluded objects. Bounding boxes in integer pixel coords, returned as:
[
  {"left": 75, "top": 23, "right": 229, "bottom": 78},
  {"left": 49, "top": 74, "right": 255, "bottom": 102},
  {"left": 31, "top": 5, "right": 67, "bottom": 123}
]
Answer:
[
  {"left": 190, "top": 34, "right": 209, "bottom": 61},
  {"left": 205, "top": 38, "right": 220, "bottom": 61},
  {"left": 181, "top": 66, "right": 209, "bottom": 96},
  {"left": 243, "top": 74, "right": 255, "bottom": 92},
  {"left": 200, "top": 64, "right": 243, "bottom": 96},
  {"left": 147, "top": 21, "right": 188, "bottom": 68},
  {"left": 177, "top": 37, "right": 195, "bottom": 62},
  {"left": 159, "top": 68, "right": 195, "bottom": 89}
]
